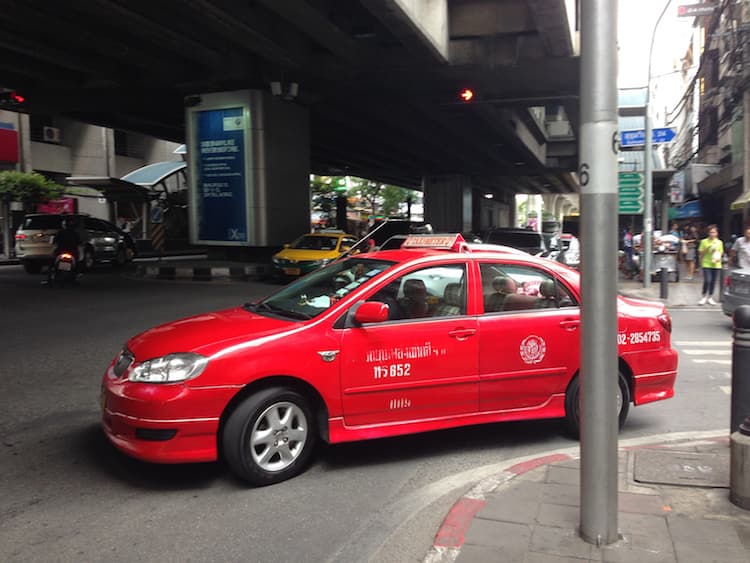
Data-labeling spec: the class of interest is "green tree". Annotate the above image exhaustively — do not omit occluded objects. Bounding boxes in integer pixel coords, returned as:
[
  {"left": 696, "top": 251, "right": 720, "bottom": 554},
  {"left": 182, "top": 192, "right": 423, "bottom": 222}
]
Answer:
[
  {"left": 380, "top": 185, "right": 412, "bottom": 216},
  {"left": 0, "top": 170, "right": 64, "bottom": 207},
  {"left": 354, "top": 180, "right": 382, "bottom": 216}
]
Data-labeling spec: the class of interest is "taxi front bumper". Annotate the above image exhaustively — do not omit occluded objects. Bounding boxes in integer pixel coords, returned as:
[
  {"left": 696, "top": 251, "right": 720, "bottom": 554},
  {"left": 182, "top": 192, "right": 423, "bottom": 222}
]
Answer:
[{"left": 101, "top": 374, "right": 240, "bottom": 464}]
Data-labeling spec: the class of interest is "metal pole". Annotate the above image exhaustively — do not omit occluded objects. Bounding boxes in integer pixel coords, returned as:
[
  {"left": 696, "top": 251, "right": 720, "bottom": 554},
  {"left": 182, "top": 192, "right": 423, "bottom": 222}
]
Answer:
[
  {"left": 579, "top": 0, "right": 619, "bottom": 546},
  {"left": 642, "top": 1, "right": 672, "bottom": 288},
  {"left": 643, "top": 110, "right": 653, "bottom": 288},
  {"left": 731, "top": 305, "right": 750, "bottom": 433},
  {"left": 660, "top": 267, "right": 668, "bottom": 299}
]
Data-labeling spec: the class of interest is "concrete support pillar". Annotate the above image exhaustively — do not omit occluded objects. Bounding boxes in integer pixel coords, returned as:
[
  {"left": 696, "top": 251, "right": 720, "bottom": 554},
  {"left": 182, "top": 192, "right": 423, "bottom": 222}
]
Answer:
[
  {"left": 187, "top": 89, "right": 310, "bottom": 255},
  {"left": 422, "top": 174, "right": 473, "bottom": 232}
]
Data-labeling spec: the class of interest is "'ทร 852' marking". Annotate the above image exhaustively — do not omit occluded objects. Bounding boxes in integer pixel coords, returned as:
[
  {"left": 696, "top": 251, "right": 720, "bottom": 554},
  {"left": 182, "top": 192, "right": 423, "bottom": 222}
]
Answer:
[
  {"left": 374, "top": 363, "right": 411, "bottom": 379},
  {"left": 618, "top": 330, "right": 661, "bottom": 346}
]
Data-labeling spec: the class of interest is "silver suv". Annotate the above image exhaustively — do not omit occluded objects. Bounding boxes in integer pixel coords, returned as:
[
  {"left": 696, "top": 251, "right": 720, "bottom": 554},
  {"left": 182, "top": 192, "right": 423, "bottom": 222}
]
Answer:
[{"left": 15, "top": 213, "right": 136, "bottom": 274}]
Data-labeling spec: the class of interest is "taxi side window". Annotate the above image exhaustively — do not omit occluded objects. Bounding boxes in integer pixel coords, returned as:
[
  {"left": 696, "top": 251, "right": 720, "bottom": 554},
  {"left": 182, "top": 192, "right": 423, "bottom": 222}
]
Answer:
[
  {"left": 368, "top": 264, "right": 467, "bottom": 320},
  {"left": 480, "top": 263, "right": 576, "bottom": 313}
]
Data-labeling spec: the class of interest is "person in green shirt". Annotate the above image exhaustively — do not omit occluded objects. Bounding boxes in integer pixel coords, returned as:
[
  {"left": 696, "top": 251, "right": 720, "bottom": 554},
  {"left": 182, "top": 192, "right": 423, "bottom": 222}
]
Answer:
[{"left": 697, "top": 224, "right": 723, "bottom": 305}]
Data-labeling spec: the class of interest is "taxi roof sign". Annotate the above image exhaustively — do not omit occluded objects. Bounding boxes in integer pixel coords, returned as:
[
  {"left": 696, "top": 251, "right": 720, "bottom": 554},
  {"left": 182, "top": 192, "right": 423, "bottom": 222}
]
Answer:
[{"left": 401, "top": 233, "right": 467, "bottom": 252}]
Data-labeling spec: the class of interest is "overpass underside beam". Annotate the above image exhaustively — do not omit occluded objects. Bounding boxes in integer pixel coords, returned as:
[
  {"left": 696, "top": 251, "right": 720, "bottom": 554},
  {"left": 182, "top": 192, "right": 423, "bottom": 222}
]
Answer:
[{"left": 362, "top": 0, "right": 449, "bottom": 62}]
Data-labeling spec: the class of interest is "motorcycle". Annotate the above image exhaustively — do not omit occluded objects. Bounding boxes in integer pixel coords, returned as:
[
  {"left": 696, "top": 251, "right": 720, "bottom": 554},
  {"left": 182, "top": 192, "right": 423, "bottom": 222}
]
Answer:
[{"left": 51, "top": 251, "right": 78, "bottom": 287}]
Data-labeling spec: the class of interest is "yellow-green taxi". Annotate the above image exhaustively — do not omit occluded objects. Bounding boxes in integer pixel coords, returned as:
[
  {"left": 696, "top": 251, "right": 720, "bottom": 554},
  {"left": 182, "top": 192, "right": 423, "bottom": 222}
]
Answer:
[{"left": 271, "top": 230, "right": 359, "bottom": 277}]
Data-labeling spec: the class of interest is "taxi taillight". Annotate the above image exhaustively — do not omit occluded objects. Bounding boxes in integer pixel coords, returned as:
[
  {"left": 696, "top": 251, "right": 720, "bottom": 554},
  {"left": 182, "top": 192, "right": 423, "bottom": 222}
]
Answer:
[
  {"left": 657, "top": 313, "right": 672, "bottom": 333},
  {"left": 15, "top": 233, "right": 26, "bottom": 240}
]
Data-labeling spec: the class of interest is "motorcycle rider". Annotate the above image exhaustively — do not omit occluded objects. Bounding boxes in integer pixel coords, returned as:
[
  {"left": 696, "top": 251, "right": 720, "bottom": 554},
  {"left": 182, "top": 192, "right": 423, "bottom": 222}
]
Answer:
[{"left": 47, "top": 216, "right": 81, "bottom": 284}]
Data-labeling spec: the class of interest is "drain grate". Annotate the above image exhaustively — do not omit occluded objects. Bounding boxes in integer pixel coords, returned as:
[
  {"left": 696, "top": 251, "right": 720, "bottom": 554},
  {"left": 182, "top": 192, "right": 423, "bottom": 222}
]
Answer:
[{"left": 634, "top": 450, "right": 729, "bottom": 488}]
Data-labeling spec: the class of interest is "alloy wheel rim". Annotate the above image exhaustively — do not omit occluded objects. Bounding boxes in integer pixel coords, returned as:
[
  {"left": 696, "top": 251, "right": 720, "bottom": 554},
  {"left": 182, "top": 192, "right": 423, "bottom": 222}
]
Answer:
[{"left": 249, "top": 401, "right": 308, "bottom": 472}]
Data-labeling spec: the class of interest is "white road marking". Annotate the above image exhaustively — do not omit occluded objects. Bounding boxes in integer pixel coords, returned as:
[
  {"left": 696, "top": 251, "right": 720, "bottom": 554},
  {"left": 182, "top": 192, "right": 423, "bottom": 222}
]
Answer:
[
  {"left": 720, "top": 386, "right": 731, "bottom": 395},
  {"left": 681, "top": 350, "right": 730, "bottom": 355},
  {"left": 691, "top": 359, "right": 732, "bottom": 365},
  {"left": 674, "top": 341, "right": 731, "bottom": 346}
]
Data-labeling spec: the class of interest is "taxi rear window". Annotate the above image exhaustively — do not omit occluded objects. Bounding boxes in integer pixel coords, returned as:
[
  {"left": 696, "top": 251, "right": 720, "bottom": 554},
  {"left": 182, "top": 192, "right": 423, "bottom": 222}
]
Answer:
[{"left": 22, "top": 215, "right": 64, "bottom": 230}]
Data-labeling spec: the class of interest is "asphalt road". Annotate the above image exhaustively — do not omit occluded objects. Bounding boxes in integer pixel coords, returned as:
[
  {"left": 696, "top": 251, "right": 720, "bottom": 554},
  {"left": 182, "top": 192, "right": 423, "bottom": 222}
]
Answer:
[{"left": 0, "top": 264, "right": 733, "bottom": 563}]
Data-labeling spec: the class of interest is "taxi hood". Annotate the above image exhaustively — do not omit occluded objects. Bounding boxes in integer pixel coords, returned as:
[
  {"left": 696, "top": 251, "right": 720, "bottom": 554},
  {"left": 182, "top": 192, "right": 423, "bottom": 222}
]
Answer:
[{"left": 127, "top": 306, "right": 292, "bottom": 359}]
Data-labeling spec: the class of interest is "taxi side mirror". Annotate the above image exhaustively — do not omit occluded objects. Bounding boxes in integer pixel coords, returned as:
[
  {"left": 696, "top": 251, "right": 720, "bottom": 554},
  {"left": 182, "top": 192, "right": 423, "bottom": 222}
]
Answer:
[
  {"left": 352, "top": 301, "right": 389, "bottom": 325},
  {"left": 341, "top": 245, "right": 351, "bottom": 251}
]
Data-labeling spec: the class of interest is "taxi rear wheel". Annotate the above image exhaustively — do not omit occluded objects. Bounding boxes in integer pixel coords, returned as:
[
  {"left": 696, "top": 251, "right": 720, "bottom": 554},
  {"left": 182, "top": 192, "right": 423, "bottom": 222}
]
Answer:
[
  {"left": 222, "top": 387, "right": 317, "bottom": 486},
  {"left": 564, "top": 372, "right": 630, "bottom": 438}
]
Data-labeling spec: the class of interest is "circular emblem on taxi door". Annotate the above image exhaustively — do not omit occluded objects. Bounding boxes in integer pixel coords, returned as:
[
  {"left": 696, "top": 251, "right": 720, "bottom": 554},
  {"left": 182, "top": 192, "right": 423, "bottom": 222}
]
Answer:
[{"left": 520, "top": 335, "right": 546, "bottom": 364}]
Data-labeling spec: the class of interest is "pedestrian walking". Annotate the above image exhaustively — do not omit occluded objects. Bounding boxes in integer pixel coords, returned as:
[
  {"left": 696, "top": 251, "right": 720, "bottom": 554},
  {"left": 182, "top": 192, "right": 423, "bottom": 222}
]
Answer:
[
  {"left": 730, "top": 226, "right": 750, "bottom": 269},
  {"left": 682, "top": 224, "right": 698, "bottom": 279},
  {"left": 698, "top": 224, "right": 723, "bottom": 305},
  {"left": 623, "top": 226, "right": 634, "bottom": 276},
  {"left": 668, "top": 222, "right": 681, "bottom": 252}
]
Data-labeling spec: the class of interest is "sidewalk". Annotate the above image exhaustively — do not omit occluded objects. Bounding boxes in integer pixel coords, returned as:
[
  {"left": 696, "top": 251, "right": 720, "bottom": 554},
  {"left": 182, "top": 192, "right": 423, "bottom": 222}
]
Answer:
[{"left": 424, "top": 433, "right": 750, "bottom": 563}]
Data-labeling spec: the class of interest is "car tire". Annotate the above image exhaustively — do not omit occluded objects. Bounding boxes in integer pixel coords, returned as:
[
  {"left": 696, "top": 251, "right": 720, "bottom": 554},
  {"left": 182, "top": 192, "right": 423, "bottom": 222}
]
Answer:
[
  {"left": 82, "top": 247, "right": 95, "bottom": 271},
  {"left": 564, "top": 372, "right": 630, "bottom": 438},
  {"left": 114, "top": 246, "right": 127, "bottom": 267},
  {"left": 222, "top": 387, "right": 317, "bottom": 486},
  {"left": 23, "top": 262, "right": 42, "bottom": 274}
]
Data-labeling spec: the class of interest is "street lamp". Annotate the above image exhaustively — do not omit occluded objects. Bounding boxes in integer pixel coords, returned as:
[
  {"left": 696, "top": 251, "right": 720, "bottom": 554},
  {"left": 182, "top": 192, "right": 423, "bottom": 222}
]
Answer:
[{"left": 642, "top": 0, "right": 673, "bottom": 288}]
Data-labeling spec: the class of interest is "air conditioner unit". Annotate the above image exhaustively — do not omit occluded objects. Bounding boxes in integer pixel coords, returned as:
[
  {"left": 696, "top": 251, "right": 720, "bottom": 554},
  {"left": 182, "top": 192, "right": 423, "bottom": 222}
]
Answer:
[{"left": 43, "top": 126, "right": 61, "bottom": 144}]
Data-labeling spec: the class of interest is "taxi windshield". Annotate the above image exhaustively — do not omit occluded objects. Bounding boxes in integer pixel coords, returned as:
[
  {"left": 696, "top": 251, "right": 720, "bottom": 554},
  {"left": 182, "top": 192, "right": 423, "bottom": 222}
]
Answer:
[
  {"left": 291, "top": 235, "right": 340, "bottom": 251},
  {"left": 249, "top": 257, "right": 395, "bottom": 319}
]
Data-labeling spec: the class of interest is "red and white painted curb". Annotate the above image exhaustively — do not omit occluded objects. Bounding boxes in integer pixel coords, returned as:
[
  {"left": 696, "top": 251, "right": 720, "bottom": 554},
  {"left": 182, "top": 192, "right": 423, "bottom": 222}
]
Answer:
[
  {"left": 423, "top": 453, "right": 573, "bottom": 563},
  {"left": 422, "top": 431, "right": 727, "bottom": 563}
]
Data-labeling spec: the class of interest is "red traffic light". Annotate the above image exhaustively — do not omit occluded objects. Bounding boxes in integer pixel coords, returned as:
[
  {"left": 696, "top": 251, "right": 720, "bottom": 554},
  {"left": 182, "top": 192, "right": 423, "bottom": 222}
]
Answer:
[
  {"left": 459, "top": 88, "right": 474, "bottom": 102},
  {"left": 0, "top": 90, "right": 25, "bottom": 104}
]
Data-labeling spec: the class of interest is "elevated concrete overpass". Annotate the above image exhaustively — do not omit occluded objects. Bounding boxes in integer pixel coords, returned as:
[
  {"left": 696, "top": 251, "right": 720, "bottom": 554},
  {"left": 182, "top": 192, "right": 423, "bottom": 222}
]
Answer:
[{"left": 0, "top": 0, "right": 581, "bottom": 240}]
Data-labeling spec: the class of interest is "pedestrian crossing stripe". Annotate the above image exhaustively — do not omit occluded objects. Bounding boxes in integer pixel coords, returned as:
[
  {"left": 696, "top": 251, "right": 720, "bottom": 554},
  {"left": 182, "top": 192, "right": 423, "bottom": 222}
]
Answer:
[{"left": 691, "top": 359, "right": 731, "bottom": 365}]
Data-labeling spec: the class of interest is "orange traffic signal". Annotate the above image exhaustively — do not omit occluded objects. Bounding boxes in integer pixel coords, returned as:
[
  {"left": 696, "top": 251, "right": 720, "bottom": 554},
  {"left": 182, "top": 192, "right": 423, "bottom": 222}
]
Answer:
[{"left": 459, "top": 88, "right": 474, "bottom": 102}]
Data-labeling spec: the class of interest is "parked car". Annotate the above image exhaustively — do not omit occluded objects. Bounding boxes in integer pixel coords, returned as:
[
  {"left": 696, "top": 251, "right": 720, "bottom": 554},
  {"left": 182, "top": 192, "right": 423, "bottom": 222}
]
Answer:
[
  {"left": 722, "top": 267, "right": 750, "bottom": 317},
  {"left": 102, "top": 233, "right": 677, "bottom": 486},
  {"left": 15, "top": 213, "right": 136, "bottom": 274},
  {"left": 270, "top": 230, "right": 358, "bottom": 278},
  {"left": 485, "top": 227, "right": 547, "bottom": 256}
]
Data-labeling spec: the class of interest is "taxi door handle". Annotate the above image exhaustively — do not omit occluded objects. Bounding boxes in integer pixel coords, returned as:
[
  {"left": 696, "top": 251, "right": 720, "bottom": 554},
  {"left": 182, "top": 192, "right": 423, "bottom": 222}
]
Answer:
[
  {"left": 449, "top": 328, "right": 477, "bottom": 340},
  {"left": 559, "top": 320, "right": 580, "bottom": 331}
]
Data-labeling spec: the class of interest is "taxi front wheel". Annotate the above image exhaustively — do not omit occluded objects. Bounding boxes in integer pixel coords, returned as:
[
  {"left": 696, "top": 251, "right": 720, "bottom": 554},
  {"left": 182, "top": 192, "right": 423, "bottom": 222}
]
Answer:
[
  {"left": 564, "top": 372, "right": 630, "bottom": 438},
  {"left": 222, "top": 387, "right": 317, "bottom": 486}
]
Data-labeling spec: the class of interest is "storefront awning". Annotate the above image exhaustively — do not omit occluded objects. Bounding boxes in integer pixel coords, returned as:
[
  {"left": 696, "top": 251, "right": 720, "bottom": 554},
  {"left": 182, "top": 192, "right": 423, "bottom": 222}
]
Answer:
[
  {"left": 66, "top": 176, "right": 154, "bottom": 203},
  {"left": 675, "top": 199, "right": 703, "bottom": 219},
  {"left": 731, "top": 192, "right": 750, "bottom": 212}
]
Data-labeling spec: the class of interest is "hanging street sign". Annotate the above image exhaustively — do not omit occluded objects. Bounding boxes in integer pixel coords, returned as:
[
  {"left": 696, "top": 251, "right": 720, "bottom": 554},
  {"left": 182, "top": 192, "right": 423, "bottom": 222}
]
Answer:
[
  {"left": 620, "top": 128, "right": 676, "bottom": 147},
  {"left": 677, "top": 4, "right": 717, "bottom": 18},
  {"left": 618, "top": 172, "right": 644, "bottom": 214}
]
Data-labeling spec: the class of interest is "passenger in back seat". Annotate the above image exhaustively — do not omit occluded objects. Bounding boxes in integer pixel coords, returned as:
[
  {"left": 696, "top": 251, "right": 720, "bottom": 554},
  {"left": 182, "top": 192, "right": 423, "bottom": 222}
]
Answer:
[
  {"left": 485, "top": 276, "right": 516, "bottom": 312},
  {"left": 535, "top": 279, "right": 558, "bottom": 308}
]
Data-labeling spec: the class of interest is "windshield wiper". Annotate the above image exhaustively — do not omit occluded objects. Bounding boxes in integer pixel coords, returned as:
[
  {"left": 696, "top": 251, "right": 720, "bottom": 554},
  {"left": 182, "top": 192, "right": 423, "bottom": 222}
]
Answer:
[{"left": 245, "top": 301, "right": 312, "bottom": 320}]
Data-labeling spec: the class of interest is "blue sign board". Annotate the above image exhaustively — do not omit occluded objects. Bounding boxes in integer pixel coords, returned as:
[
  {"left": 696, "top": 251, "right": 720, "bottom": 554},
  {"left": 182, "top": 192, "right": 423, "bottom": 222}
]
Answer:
[
  {"left": 620, "top": 128, "right": 676, "bottom": 147},
  {"left": 195, "top": 107, "right": 248, "bottom": 243}
]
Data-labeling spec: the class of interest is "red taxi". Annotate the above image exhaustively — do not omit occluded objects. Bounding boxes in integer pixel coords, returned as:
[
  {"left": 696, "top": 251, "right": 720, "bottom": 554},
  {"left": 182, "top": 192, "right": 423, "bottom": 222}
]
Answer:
[{"left": 101, "top": 234, "right": 677, "bottom": 485}]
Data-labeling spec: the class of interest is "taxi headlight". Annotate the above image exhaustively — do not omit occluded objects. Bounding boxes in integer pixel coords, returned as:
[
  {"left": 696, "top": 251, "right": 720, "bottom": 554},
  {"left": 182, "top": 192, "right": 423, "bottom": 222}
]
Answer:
[
  {"left": 272, "top": 257, "right": 281, "bottom": 264},
  {"left": 129, "top": 353, "right": 208, "bottom": 383},
  {"left": 310, "top": 258, "right": 331, "bottom": 267}
]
